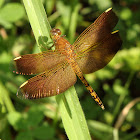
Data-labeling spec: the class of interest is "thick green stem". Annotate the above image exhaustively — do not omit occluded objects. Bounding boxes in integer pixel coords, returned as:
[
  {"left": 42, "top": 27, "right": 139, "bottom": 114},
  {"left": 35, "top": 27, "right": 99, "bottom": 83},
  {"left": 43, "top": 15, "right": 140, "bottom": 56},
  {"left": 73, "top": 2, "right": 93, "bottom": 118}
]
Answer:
[{"left": 22, "top": 0, "right": 91, "bottom": 139}]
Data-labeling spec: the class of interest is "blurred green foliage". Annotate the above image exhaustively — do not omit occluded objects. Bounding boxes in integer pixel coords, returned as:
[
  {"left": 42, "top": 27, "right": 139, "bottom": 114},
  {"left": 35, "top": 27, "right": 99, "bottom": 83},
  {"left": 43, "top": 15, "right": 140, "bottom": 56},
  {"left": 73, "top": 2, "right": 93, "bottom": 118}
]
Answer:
[{"left": 0, "top": 0, "right": 140, "bottom": 140}]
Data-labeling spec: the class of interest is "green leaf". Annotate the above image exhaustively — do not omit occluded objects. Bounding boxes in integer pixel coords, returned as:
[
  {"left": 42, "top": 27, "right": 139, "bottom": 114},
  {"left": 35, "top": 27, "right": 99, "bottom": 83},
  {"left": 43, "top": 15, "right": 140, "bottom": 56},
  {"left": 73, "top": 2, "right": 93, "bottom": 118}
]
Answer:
[
  {"left": 26, "top": 105, "right": 45, "bottom": 127},
  {"left": 16, "top": 130, "right": 33, "bottom": 140},
  {"left": 120, "top": 8, "right": 132, "bottom": 20},
  {"left": 0, "top": 17, "right": 13, "bottom": 28},
  {"left": 0, "top": 3, "right": 25, "bottom": 22},
  {"left": 88, "top": 120, "right": 114, "bottom": 140},
  {"left": 90, "top": 0, "right": 112, "bottom": 10},
  {"left": 7, "top": 111, "right": 27, "bottom": 130},
  {"left": 113, "top": 79, "right": 129, "bottom": 95},
  {"left": 32, "top": 122, "right": 55, "bottom": 140},
  {"left": 95, "top": 67, "right": 117, "bottom": 80},
  {"left": 110, "top": 48, "right": 140, "bottom": 71},
  {"left": 0, "top": 82, "right": 15, "bottom": 113},
  {"left": 0, "top": 0, "right": 4, "bottom": 8},
  {"left": 45, "top": 0, "right": 55, "bottom": 15},
  {"left": 56, "top": 1, "right": 71, "bottom": 29},
  {"left": 122, "top": 130, "right": 140, "bottom": 140},
  {"left": 88, "top": 120, "right": 113, "bottom": 133}
]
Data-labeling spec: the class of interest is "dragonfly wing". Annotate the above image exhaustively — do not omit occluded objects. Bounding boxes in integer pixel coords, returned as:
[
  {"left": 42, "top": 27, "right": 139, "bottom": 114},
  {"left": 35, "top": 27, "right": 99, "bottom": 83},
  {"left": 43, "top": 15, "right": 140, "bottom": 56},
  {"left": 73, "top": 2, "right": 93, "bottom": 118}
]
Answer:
[
  {"left": 17, "top": 62, "right": 77, "bottom": 99},
  {"left": 76, "top": 31, "right": 122, "bottom": 74},
  {"left": 13, "top": 50, "right": 66, "bottom": 75},
  {"left": 73, "top": 8, "right": 118, "bottom": 53}
]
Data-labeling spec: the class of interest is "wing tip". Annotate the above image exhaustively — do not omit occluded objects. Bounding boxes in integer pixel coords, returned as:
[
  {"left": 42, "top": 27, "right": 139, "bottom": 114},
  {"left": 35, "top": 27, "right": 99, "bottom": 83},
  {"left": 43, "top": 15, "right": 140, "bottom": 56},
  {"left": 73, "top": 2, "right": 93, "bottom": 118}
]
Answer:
[
  {"left": 112, "top": 30, "right": 119, "bottom": 34},
  {"left": 105, "top": 7, "right": 112, "bottom": 13},
  {"left": 17, "top": 88, "right": 29, "bottom": 99},
  {"left": 14, "top": 56, "right": 22, "bottom": 61},
  {"left": 20, "top": 81, "right": 28, "bottom": 88}
]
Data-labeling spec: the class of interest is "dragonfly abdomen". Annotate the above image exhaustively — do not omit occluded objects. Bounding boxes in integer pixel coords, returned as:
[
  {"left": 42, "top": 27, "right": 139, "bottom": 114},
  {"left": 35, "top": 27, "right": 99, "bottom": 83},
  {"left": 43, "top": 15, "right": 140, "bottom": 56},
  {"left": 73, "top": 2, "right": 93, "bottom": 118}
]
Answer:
[{"left": 69, "top": 58, "right": 105, "bottom": 110}]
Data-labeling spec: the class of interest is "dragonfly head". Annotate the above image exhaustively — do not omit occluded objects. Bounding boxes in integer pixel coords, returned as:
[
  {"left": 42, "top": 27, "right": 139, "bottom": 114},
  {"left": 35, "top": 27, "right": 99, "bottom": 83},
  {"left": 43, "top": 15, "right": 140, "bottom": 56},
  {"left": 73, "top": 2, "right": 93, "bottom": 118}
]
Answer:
[{"left": 50, "top": 28, "right": 61, "bottom": 40}]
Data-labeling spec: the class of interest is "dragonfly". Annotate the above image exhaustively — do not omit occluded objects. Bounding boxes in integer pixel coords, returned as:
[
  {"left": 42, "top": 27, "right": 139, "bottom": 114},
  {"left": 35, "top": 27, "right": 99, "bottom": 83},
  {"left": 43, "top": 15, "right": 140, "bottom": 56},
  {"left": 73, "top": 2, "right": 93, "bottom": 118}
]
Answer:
[{"left": 13, "top": 8, "right": 122, "bottom": 110}]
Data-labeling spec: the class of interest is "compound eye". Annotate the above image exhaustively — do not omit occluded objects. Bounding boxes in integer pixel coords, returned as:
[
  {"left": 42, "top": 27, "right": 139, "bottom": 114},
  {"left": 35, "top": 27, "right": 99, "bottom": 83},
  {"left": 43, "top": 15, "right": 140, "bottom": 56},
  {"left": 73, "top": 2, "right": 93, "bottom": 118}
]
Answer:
[
  {"left": 50, "top": 28, "right": 62, "bottom": 38},
  {"left": 55, "top": 29, "right": 61, "bottom": 35}
]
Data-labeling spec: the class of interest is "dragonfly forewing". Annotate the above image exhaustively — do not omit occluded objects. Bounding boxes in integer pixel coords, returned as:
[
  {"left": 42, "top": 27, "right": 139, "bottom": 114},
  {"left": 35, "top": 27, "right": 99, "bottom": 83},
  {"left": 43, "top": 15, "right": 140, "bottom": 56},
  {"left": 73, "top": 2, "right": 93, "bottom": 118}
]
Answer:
[
  {"left": 13, "top": 50, "right": 66, "bottom": 75},
  {"left": 17, "top": 62, "right": 77, "bottom": 99}
]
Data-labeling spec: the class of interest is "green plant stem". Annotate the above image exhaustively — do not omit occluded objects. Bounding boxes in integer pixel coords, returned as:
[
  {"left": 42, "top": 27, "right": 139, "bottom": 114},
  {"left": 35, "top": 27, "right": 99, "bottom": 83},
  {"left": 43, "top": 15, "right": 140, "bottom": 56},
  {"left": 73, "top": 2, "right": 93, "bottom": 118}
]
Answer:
[
  {"left": 112, "top": 71, "right": 135, "bottom": 125},
  {"left": 56, "top": 87, "right": 91, "bottom": 140},
  {"left": 0, "top": 82, "right": 15, "bottom": 113},
  {"left": 22, "top": 0, "right": 91, "bottom": 139},
  {"left": 23, "top": 0, "right": 52, "bottom": 52},
  {"left": 68, "top": 3, "right": 81, "bottom": 43},
  {"left": 113, "top": 128, "right": 119, "bottom": 140}
]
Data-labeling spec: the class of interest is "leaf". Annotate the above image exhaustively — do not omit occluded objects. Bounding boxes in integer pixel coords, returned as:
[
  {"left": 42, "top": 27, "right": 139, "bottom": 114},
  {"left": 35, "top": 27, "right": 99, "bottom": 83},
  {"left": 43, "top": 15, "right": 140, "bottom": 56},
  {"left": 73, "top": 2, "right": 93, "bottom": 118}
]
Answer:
[
  {"left": 113, "top": 79, "right": 129, "bottom": 95},
  {"left": 32, "top": 122, "right": 55, "bottom": 140},
  {"left": 26, "top": 105, "right": 46, "bottom": 127},
  {"left": 0, "top": 0, "right": 4, "bottom": 8},
  {"left": 0, "top": 17, "right": 13, "bottom": 28},
  {"left": 95, "top": 67, "right": 117, "bottom": 80},
  {"left": 0, "top": 3, "right": 25, "bottom": 23},
  {"left": 7, "top": 111, "right": 28, "bottom": 130},
  {"left": 90, "top": 0, "right": 112, "bottom": 10},
  {"left": 88, "top": 120, "right": 114, "bottom": 140},
  {"left": 110, "top": 48, "right": 140, "bottom": 71},
  {"left": 16, "top": 130, "right": 33, "bottom": 140},
  {"left": 120, "top": 8, "right": 132, "bottom": 20},
  {"left": 88, "top": 120, "right": 113, "bottom": 133}
]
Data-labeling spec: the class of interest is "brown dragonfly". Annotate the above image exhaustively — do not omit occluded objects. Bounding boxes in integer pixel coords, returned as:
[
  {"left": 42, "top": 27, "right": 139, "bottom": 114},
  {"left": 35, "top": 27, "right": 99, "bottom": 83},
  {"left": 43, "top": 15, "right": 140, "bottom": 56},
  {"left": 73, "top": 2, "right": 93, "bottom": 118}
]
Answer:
[{"left": 13, "top": 8, "right": 122, "bottom": 110}]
